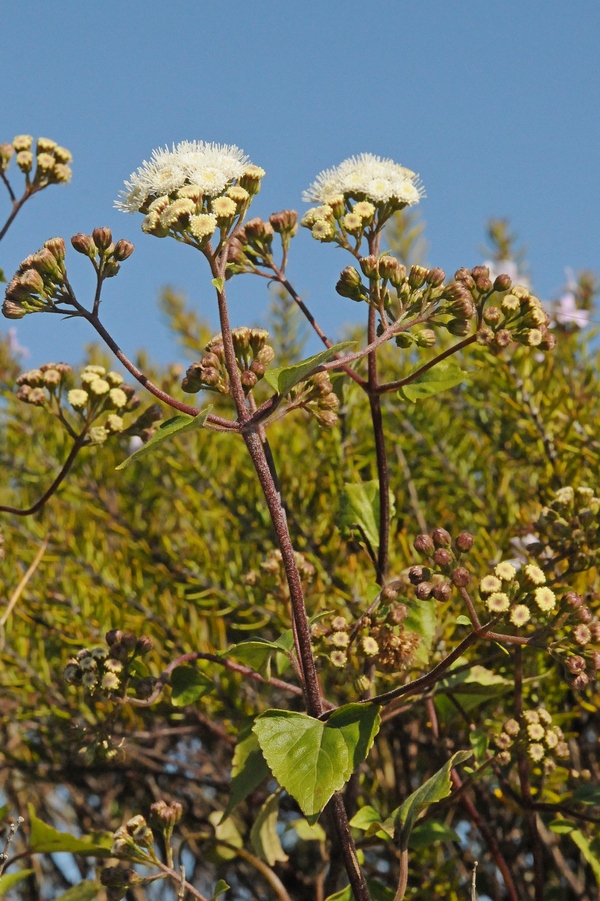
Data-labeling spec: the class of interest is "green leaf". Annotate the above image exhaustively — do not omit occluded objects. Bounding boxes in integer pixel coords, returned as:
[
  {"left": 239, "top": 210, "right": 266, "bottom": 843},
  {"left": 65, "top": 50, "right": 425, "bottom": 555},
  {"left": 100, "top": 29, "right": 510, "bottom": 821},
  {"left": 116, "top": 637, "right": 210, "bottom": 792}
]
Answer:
[
  {"left": 55, "top": 882, "right": 101, "bottom": 901},
  {"left": 253, "top": 704, "right": 381, "bottom": 819},
  {"left": 456, "top": 615, "right": 472, "bottom": 626},
  {"left": 0, "top": 803, "right": 9, "bottom": 822},
  {"left": 325, "top": 881, "right": 393, "bottom": 901},
  {"left": 212, "top": 277, "right": 224, "bottom": 292},
  {"left": 0, "top": 870, "right": 34, "bottom": 895},
  {"left": 288, "top": 818, "right": 327, "bottom": 842},
  {"left": 228, "top": 637, "right": 293, "bottom": 681},
  {"left": 209, "top": 811, "right": 243, "bottom": 861},
  {"left": 115, "top": 407, "right": 212, "bottom": 470},
  {"left": 170, "top": 665, "right": 213, "bottom": 706},
  {"left": 399, "top": 360, "right": 467, "bottom": 403},
  {"left": 340, "top": 481, "right": 395, "bottom": 554},
  {"left": 435, "top": 664, "right": 511, "bottom": 721},
  {"left": 264, "top": 341, "right": 355, "bottom": 395},
  {"left": 571, "top": 784, "right": 600, "bottom": 806},
  {"left": 549, "top": 819, "right": 576, "bottom": 834},
  {"left": 0, "top": 267, "right": 5, "bottom": 283},
  {"left": 392, "top": 750, "right": 472, "bottom": 848},
  {"left": 221, "top": 730, "right": 270, "bottom": 820},
  {"left": 404, "top": 600, "right": 437, "bottom": 665},
  {"left": 349, "top": 805, "right": 393, "bottom": 841},
  {"left": 569, "top": 828, "right": 600, "bottom": 886},
  {"left": 325, "top": 886, "right": 353, "bottom": 901},
  {"left": 212, "top": 880, "right": 230, "bottom": 900},
  {"left": 409, "top": 820, "right": 461, "bottom": 850},
  {"left": 250, "top": 791, "right": 289, "bottom": 866},
  {"left": 469, "top": 729, "right": 489, "bottom": 761},
  {"left": 27, "top": 806, "right": 112, "bottom": 856}
]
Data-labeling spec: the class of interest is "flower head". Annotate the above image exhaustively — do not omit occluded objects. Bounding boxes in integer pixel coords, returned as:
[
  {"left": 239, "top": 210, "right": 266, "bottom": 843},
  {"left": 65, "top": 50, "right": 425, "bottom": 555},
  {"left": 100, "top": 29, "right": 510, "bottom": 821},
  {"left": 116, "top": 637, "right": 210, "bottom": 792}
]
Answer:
[
  {"left": 68, "top": 388, "right": 88, "bottom": 409},
  {"left": 524, "top": 564, "right": 546, "bottom": 586},
  {"left": 303, "top": 153, "right": 424, "bottom": 207},
  {"left": 528, "top": 743, "right": 545, "bottom": 762},
  {"left": 510, "top": 604, "right": 531, "bottom": 627},
  {"left": 480, "top": 575, "right": 502, "bottom": 595},
  {"left": 116, "top": 141, "right": 251, "bottom": 213},
  {"left": 486, "top": 592, "right": 510, "bottom": 613},
  {"left": 534, "top": 587, "right": 556, "bottom": 613},
  {"left": 495, "top": 561, "right": 517, "bottom": 581}
]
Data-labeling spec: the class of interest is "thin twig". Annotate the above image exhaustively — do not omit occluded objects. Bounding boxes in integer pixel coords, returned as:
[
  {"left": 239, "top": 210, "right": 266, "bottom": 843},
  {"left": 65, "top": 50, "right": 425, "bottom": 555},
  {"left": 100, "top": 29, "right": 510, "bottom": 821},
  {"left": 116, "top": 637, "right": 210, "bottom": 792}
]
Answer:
[
  {"left": 0, "top": 435, "right": 87, "bottom": 516},
  {"left": 0, "top": 536, "right": 49, "bottom": 648}
]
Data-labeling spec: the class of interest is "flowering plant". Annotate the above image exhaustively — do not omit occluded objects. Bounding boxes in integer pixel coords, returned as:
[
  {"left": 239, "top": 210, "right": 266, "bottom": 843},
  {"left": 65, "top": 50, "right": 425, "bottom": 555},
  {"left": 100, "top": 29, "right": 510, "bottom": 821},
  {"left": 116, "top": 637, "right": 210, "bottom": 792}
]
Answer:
[{"left": 1, "top": 136, "right": 599, "bottom": 901}]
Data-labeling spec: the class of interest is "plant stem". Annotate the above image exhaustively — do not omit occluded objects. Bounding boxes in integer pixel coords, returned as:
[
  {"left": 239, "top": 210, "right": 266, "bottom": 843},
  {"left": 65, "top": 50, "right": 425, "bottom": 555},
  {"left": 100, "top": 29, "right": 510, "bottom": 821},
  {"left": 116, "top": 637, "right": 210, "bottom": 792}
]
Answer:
[
  {"left": 0, "top": 434, "right": 86, "bottom": 516},
  {"left": 367, "top": 305, "right": 389, "bottom": 583}
]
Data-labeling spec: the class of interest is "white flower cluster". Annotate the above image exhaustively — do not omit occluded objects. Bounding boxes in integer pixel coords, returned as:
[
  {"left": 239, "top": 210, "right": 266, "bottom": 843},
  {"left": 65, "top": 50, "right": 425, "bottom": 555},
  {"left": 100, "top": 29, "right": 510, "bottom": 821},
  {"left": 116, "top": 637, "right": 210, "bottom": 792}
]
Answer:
[
  {"left": 67, "top": 365, "right": 129, "bottom": 443},
  {"left": 303, "top": 153, "right": 424, "bottom": 207},
  {"left": 115, "top": 141, "right": 252, "bottom": 213}
]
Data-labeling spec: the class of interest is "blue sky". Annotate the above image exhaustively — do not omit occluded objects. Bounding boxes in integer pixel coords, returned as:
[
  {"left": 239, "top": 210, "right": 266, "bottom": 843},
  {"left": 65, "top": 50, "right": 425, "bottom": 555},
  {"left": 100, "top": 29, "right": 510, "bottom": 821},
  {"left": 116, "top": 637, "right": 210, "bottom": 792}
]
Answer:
[{"left": 2, "top": 0, "right": 599, "bottom": 367}]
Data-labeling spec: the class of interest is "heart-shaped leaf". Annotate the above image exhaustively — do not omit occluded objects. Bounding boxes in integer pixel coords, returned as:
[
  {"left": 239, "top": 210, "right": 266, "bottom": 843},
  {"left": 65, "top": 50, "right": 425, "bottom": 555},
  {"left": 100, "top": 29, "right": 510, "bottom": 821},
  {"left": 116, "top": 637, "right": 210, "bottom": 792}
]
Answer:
[
  {"left": 116, "top": 407, "right": 212, "bottom": 470},
  {"left": 253, "top": 704, "right": 381, "bottom": 819}
]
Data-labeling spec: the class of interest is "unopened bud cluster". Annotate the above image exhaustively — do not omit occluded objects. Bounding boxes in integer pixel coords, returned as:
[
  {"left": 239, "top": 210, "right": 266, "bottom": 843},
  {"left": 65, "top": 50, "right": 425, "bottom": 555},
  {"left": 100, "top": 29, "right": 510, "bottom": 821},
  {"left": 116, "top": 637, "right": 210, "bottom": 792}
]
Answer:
[
  {"left": 3, "top": 238, "right": 69, "bottom": 319},
  {"left": 150, "top": 799, "right": 183, "bottom": 830},
  {"left": 534, "top": 485, "right": 600, "bottom": 574},
  {"left": 64, "top": 629, "right": 154, "bottom": 698},
  {"left": 493, "top": 707, "right": 569, "bottom": 769},
  {"left": 71, "top": 227, "right": 134, "bottom": 278},
  {"left": 314, "top": 595, "right": 420, "bottom": 674},
  {"left": 411, "top": 528, "right": 474, "bottom": 603},
  {"left": 111, "top": 814, "right": 154, "bottom": 858},
  {"left": 0, "top": 135, "right": 72, "bottom": 187},
  {"left": 100, "top": 865, "right": 136, "bottom": 901},
  {"left": 182, "top": 327, "right": 275, "bottom": 396},
  {"left": 557, "top": 590, "right": 600, "bottom": 691},
  {"left": 226, "top": 212, "right": 298, "bottom": 276},
  {"left": 289, "top": 370, "right": 340, "bottom": 428},
  {"left": 470, "top": 270, "right": 555, "bottom": 351}
]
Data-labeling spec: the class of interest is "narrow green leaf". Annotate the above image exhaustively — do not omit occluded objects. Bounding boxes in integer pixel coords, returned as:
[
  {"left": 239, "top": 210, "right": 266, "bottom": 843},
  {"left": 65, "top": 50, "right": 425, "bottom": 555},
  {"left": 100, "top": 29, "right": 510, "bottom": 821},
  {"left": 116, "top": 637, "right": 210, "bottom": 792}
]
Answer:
[
  {"left": 250, "top": 791, "right": 289, "bottom": 866},
  {"left": 399, "top": 360, "right": 467, "bottom": 403},
  {"left": 409, "top": 820, "right": 461, "bottom": 849},
  {"left": 221, "top": 730, "right": 270, "bottom": 820},
  {"left": 212, "top": 880, "right": 230, "bottom": 900},
  {"left": 55, "top": 882, "right": 101, "bottom": 901},
  {"left": 339, "top": 481, "right": 395, "bottom": 554},
  {"left": 264, "top": 341, "right": 355, "bottom": 395},
  {"left": 116, "top": 407, "right": 212, "bottom": 470},
  {"left": 211, "top": 277, "right": 224, "bottom": 292},
  {"left": 253, "top": 704, "right": 381, "bottom": 819},
  {"left": 549, "top": 819, "right": 576, "bottom": 834},
  {"left": 170, "top": 665, "right": 213, "bottom": 706},
  {"left": 27, "top": 806, "right": 112, "bottom": 856},
  {"left": 569, "top": 828, "right": 600, "bottom": 886},
  {"left": 0, "top": 870, "right": 34, "bottom": 895},
  {"left": 392, "top": 750, "right": 472, "bottom": 848}
]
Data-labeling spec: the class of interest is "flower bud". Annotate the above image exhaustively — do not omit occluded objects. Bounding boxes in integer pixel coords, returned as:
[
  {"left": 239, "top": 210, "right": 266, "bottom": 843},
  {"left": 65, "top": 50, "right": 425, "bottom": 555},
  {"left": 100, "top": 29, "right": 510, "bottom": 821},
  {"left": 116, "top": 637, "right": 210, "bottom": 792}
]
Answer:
[
  {"left": 451, "top": 566, "right": 470, "bottom": 587},
  {"left": 0, "top": 143, "right": 14, "bottom": 170},
  {"left": 455, "top": 531, "right": 474, "bottom": 552},
  {"left": 408, "top": 565, "right": 430, "bottom": 585},
  {"left": 483, "top": 306, "right": 501, "bottom": 325},
  {"left": 432, "top": 581, "right": 452, "bottom": 602},
  {"left": 578, "top": 606, "right": 593, "bottom": 624},
  {"left": 416, "top": 581, "right": 433, "bottom": 600},
  {"left": 494, "top": 274, "right": 512, "bottom": 292},
  {"left": 379, "top": 256, "right": 406, "bottom": 287},
  {"left": 426, "top": 267, "right": 446, "bottom": 287},
  {"left": 269, "top": 209, "right": 298, "bottom": 234},
  {"left": 16, "top": 151, "right": 33, "bottom": 173},
  {"left": 495, "top": 329, "right": 513, "bottom": 348},
  {"left": 446, "top": 318, "right": 470, "bottom": 337},
  {"left": 135, "top": 636, "right": 153, "bottom": 655},
  {"left": 381, "top": 581, "right": 402, "bottom": 601},
  {"left": 241, "top": 370, "right": 258, "bottom": 391},
  {"left": 432, "top": 528, "right": 452, "bottom": 548},
  {"left": 71, "top": 233, "right": 98, "bottom": 257},
  {"left": 572, "top": 673, "right": 589, "bottom": 690},
  {"left": 475, "top": 275, "right": 493, "bottom": 293},
  {"left": 476, "top": 326, "right": 494, "bottom": 345},
  {"left": 415, "top": 329, "right": 436, "bottom": 347},
  {"left": 359, "top": 255, "right": 379, "bottom": 280},
  {"left": 433, "top": 547, "right": 452, "bottom": 567},
  {"left": 120, "top": 631, "right": 137, "bottom": 651},
  {"left": 44, "top": 237, "right": 66, "bottom": 262},
  {"left": 471, "top": 266, "right": 490, "bottom": 280},
  {"left": 414, "top": 533, "right": 434, "bottom": 556},
  {"left": 93, "top": 227, "right": 113, "bottom": 251},
  {"left": 566, "top": 655, "right": 586, "bottom": 674},
  {"left": 113, "top": 239, "right": 135, "bottom": 261},
  {"left": 564, "top": 591, "right": 583, "bottom": 609},
  {"left": 408, "top": 265, "right": 428, "bottom": 289}
]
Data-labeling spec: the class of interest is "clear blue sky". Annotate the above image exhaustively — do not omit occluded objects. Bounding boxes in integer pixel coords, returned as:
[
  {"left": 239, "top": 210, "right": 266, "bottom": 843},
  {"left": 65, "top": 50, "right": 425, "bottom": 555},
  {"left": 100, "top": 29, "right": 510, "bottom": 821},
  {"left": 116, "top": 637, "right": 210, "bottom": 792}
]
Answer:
[{"left": 2, "top": 1, "right": 599, "bottom": 367}]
